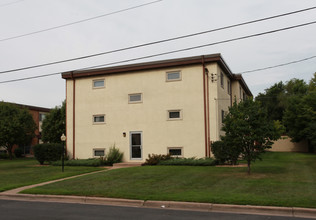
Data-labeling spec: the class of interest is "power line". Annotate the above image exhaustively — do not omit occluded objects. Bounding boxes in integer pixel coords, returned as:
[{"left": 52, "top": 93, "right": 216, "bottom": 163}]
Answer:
[
  {"left": 236, "top": 55, "right": 316, "bottom": 74},
  {"left": 1, "top": 20, "right": 316, "bottom": 84},
  {"left": 0, "top": 0, "right": 25, "bottom": 8},
  {"left": 0, "top": 0, "right": 163, "bottom": 42},
  {"left": 79, "top": 20, "right": 316, "bottom": 71},
  {"left": 1, "top": 5, "right": 316, "bottom": 74}
]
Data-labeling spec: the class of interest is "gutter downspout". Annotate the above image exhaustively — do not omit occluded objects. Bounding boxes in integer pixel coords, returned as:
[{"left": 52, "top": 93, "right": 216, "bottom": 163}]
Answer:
[
  {"left": 202, "top": 56, "right": 209, "bottom": 157},
  {"left": 65, "top": 79, "right": 68, "bottom": 156},
  {"left": 71, "top": 72, "right": 76, "bottom": 159},
  {"left": 206, "top": 69, "right": 210, "bottom": 157}
]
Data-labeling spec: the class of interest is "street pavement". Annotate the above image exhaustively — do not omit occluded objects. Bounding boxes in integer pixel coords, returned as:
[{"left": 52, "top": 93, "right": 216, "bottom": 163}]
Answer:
[{"left": 0, "top": 199, "right": 312, "bottom": 220}]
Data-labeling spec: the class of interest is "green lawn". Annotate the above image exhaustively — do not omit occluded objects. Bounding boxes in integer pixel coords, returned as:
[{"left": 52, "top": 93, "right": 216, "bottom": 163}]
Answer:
[
  {"left": 0, "top": 158, "right": 102, "bottom": 192},
  {"left": 22, "top": 152, "right": 316, "bottom": 208}
]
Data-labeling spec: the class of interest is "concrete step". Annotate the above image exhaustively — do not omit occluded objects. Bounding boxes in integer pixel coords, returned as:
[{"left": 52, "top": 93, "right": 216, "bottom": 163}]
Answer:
[{"left": 112, "top": 162, "right": 143, "bottom": 168}]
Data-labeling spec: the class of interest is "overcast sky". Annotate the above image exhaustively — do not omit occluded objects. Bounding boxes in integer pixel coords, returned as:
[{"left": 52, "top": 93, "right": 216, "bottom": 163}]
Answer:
[{"left": 0, "top": 0, "right": 315, "bottom": 108}]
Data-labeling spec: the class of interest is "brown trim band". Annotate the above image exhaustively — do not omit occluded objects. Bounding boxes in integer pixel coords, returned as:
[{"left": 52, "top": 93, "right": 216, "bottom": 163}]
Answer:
[{"left": 62, "top": 54, "right": 226, "bottom": 79}]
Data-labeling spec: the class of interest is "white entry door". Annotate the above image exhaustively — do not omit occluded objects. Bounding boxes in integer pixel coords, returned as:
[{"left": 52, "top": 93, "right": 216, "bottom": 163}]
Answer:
[{"left": 130, "top": 131, "right": 142, "bottom": 159}]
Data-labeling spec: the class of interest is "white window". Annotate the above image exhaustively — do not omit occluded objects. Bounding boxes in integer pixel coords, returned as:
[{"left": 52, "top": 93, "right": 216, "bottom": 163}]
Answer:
[
  {"left": 93, "top": 115, "right": 105, "bottom": 124},
  {"left": 128, "top": 93, "right": 142, "bottom": 103},
  {"left": 93, "top": 79, "right": 105, "bottom": 88},
  {"left": 167, "top": 110, "right": 182, "bottom": 120},
  {"left": 220, "top": 72, "right": 224, "bottom": 88},
  {"left": 39, "top": 113, "right": 46, "bottom": 122},
  {"left": 168, "top": 147, "right": 183, "bottom": 157},
  {"left": 166, "top": 71, "right": 181, "bottom": 81},
  {"left": 93, "top": 148, "right": 105, "bottom": 157}
]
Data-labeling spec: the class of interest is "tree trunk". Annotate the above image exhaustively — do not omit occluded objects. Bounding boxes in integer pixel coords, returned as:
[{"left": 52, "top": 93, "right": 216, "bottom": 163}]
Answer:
[{"left": 247, "top": 160, "right": 251, "bottom": 175}]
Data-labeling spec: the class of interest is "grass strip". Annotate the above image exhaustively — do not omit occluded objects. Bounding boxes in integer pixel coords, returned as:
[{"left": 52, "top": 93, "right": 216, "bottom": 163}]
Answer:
[
  {"left": 22, "top": 152, "right": 316, "bottom": 208},
  {"left": 0, "top": 158, "right": 102, "bottom": 192}
]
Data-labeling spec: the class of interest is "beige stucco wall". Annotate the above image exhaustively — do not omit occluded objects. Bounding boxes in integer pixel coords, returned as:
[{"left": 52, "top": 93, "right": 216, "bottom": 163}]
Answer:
[
  {"left": 270, "top": 136, "right": 308, "bottom": 152},
  {"left": 66, "top": 65, "right": 207, "bottom": 161},
  {"left": 231, "top": 81, "right": 248, "bottom": 104},
  {"left": 208, "top": 65, "right": 231, "bottom": 141}
]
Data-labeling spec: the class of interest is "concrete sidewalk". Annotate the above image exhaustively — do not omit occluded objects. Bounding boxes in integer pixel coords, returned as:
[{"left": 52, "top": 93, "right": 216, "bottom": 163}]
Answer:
[{"left": 1, "top": 166, "right": 316, "bottom": 219}]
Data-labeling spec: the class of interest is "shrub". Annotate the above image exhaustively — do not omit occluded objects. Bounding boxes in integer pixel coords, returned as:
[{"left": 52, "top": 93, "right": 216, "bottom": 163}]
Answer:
[
  {"left": 106, "top": 145, "right": 124, "bottom": 165},
  {"left": 51, "top": 145, "right": 123, "bottom": 167},
  {"left": 142, "top": 154, "right": 171, "bottom": 166},
  {"left": 14, "top": 148, "right": 24, "bottom": 158},
  {"left": 33, "top": 143, "right": 63, "bottom": 165},
  {"left": 159, "top": 157, "right": 216, "bottom": 166},
  {"left": 211, "top": 140, "right": 240, "bottom": 165}
]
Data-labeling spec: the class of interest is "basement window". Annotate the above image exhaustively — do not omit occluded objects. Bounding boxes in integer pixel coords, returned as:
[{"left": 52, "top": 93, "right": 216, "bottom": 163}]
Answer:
[
  {"left": 168, "top": 147, "right": 183, "bottom": 157},
  {"left": 93, "top": 148, "right": 105, "bottom": 157}
]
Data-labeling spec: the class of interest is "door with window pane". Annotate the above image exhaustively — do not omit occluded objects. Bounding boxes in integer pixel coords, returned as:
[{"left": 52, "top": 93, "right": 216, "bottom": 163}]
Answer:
[{"left": 130, "top": 132, "right": 142, "bottom": 159}]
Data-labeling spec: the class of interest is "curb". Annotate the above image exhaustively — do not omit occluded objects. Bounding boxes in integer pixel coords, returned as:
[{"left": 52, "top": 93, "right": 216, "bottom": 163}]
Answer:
[{"left": 1, "top": 193, "right": 316, "bottom": 219}]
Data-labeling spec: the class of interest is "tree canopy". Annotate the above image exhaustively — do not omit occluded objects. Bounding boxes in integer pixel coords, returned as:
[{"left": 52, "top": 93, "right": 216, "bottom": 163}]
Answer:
[
  {"left": 283, "top": 74, "right": 316, "bottom": 151},
  {"left": 41, "top": 101, "right": 65, "bottom": 144},
  {"left": 0, "top": 102, "right": 36, "bottom": 159},
  {"left": 256, "top": 75, "right": 316, "bottom": 152}
]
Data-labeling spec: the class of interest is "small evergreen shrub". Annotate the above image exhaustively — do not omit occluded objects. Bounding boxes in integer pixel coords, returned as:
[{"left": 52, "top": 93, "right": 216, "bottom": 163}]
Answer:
[
  {"left": 142, "top": 154, "right": 171, "bottom": 166},
  {"left": 106, "top": 145, "right": 124, "bottom": 165},
  {"left": 159, "top": 157, "right": 216, "bottom": 166},
  {"left": 33, "top": 143, "right": 63, "bottom": 165},
  {"left": 14, "top": 148, "right": 24, "bottom": 158}
]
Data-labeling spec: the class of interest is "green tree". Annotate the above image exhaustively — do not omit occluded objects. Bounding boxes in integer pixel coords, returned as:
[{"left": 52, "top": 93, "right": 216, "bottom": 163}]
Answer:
[
  {"left": 0, "top": 102, "right": 36, "bottom": 159},
  {"left": 283, "top": 80, "right": 316, "bottom": 152},
  {"left": 41, "top": 101, "right": 65, "bottom": 143},
  {"left": 256, "top": 81, "right": 285, "bottom": 121},
  {"left": 222, "top": 99, "right": 281, "bottom": 174}
]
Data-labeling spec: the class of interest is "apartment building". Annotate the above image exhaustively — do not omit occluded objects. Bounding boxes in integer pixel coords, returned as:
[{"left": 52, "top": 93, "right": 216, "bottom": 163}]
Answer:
[
  {"left": 62, "top": 54, "right": 252, "bottom": 161},
  {"left": 1, "top": 103, "right": 50, "bottom": 154}
]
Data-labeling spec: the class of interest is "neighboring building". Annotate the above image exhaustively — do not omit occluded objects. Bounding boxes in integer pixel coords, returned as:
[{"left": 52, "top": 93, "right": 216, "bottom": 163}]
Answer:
[
  {"left": 62, "top": 54, "right": 252, "bottom": 162},
  {"left": 270, "top": 136, "right": 308, "bottom": 152},
  {"left": 3, "top": 103, "right": 50, "bottom": 154}
]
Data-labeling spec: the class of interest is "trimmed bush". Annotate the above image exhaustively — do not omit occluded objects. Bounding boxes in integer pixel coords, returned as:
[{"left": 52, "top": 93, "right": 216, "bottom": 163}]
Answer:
[
  {"left": 14, "top": 147, "right": 24, "bottom": 158},
  {"left": 33, "top": 143, "right": 63, "bottom": 165},
  {"left": 106, "top": 145, "right": 124, "bottom": 165},
  {"left": 159, "top": 157, "right": 216, "bottom": 166},
  {"left": 142, "top": 154, "right": 171, "bottom": 166},
  {"left": 211, "top": 140, "right": 240, "bottom": 165}
]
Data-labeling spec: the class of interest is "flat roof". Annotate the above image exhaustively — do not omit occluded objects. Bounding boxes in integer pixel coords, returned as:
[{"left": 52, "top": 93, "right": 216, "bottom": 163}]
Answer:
[{"left": 61, "top": 53, "right": 252, "bottom": 96}]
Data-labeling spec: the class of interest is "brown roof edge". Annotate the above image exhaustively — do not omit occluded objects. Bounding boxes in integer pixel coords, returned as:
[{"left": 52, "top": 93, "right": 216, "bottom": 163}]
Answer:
[
  {"left": 5, "top": 102, "right": 51, "bottom": 112},
  {"left": 232, "top": 74, "right": 253, "bottom": 97},
  {"left": 61, "top": 54, "right": 224, "bottom": 79}
]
